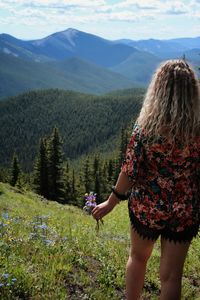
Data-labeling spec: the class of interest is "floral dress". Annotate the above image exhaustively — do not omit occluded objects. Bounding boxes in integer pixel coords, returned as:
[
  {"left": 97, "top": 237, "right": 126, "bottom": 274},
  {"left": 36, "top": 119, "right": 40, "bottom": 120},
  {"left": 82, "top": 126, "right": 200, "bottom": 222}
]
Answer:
[{"left": 121, "top": 125, "right": 200, "bottom": 241}]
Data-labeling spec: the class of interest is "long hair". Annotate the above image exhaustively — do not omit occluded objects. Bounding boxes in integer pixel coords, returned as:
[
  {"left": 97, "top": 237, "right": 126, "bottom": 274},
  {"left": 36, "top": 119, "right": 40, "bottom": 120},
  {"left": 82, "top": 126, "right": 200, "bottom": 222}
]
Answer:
[{"left": 137, "top": 59, "right": 200, "bottom": 145}]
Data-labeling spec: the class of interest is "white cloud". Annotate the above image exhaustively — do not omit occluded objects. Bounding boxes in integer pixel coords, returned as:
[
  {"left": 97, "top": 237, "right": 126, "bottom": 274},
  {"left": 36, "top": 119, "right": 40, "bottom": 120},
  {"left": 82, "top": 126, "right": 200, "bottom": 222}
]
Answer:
[
  {"left": 20, "top": 0, "right": 106, "bottom": 8},
  {"left": 1, "top": 0, "right": 200, "bottom": 39},
  {"left": 1, "top": 0, "right": 106, "bottom": 4},
  {"left": 1, "top": 0, "right": 200, "bottom": 20},
  {"left": 113, "top": 0, "right": 159, "bottom": 9}
]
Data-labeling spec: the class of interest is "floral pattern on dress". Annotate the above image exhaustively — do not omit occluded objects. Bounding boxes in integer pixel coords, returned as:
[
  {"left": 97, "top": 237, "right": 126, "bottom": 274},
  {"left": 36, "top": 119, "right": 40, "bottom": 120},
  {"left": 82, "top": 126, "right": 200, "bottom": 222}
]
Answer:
[{"left": 121, "top": 125, "right": 200, "bottom": 232}]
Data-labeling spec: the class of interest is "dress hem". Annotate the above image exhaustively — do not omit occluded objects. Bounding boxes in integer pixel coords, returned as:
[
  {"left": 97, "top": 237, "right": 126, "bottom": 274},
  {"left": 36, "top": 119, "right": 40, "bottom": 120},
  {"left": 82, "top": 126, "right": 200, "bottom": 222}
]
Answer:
[{"left": 128, "top": 206, "right": 199, "bottom": 243}]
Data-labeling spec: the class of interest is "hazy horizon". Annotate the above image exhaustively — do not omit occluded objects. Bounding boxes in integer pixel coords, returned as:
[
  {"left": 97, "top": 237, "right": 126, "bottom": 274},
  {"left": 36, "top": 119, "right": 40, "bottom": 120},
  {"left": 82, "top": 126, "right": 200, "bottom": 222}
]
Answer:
[{"left": 1, "top": 27, "right": 200, "bottom": 42}]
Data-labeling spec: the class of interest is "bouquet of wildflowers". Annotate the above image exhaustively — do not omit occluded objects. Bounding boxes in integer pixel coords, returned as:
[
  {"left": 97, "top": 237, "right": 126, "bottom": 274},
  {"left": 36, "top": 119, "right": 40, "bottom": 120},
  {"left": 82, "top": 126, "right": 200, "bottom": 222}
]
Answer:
[
  {"left": 83, "top": 192, "right": 97, "bottom": 215},
  {"left": 83, "top": 192, "right": 103, "bottom": 231}
]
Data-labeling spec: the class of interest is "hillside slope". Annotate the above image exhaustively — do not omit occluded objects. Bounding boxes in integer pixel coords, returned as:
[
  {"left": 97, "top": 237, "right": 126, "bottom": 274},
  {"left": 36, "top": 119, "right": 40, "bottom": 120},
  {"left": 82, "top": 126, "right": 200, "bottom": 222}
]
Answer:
[
  {"left": 0, "top": 53, "right": 134, "bottom": 98},
  {"left": 0, "top": 182, "right": 199, "bottom": 300},
  {"left": 111, "top": 51, "right": 161, "bottom": 84},
  {"left": 0, "top": 89, "right": 144, "bottom": 170}
]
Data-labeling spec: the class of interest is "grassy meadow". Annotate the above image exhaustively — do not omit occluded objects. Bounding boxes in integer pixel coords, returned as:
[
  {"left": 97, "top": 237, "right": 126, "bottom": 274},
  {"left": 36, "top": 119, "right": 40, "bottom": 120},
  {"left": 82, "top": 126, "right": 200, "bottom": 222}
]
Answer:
[{"left": 0, "top": 182, "right": 199, "bottom": 299}]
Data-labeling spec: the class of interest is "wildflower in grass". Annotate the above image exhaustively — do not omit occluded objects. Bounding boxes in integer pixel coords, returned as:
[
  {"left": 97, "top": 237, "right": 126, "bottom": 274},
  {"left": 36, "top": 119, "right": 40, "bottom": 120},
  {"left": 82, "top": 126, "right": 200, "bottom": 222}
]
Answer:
[
  {"left": 36, "top": 215, "right": 50, "bottom": 222},
  {"left": 29, "top": 232, "right": 38, "bottom": 239},
  {"left": 0, "top": 222, "right": 8, "bottom": 227},
  {"left": 2, "top": 212, "right": 9, "bottom": 220},
  {"left": 43, "top": 239, "right": 54, "bottom": 246},
  {"left": 0, "top": 273, "right": 17, "bottom": 289},
  {"left": 35, "top": 223, "right": 48, "bottom": 230},
  {"left": 13, "top": 216, "right": 22, "bottom": 224},
  {"left": 0, "top": 222, "right": 8, "bottom": 237},
  {"left": 61, "top": 236, "right": 68, "bottom": 242},
  {"left": 83, "top": 192, "right": 97, "bottom": 215},
  {"left": 29, "top": 215, "right": 55, "bottom": 246}
]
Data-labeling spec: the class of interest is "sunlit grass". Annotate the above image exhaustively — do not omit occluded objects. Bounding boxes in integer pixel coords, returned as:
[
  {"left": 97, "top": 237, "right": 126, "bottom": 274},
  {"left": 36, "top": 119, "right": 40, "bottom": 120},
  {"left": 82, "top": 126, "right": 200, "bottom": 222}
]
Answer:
[{"left": 0, "top": 182, "right": 199, "bottom": 299}]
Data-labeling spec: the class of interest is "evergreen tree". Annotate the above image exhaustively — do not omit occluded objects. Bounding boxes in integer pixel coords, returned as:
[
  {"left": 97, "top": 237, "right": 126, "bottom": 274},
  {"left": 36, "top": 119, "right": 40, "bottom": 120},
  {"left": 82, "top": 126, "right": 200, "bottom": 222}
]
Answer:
[
  {"left": 0, "top": 167, "right": 10, "bottom": 183},
  {"left": 64, "top": 160, "right": 71, "bottom": 204},
  {"left": 93, "top": 155, "right": 102, "bottom": 204},
  {"left": 114, "top": 127, "right": 129, "bottom": 181},
  {"left": 77, "top": 174, "right": 85, "bottom": 208},
  {"left": 33, "top": 137, "right": 49, "bottom": 198},
  {"left": 108, "top": 159, "right": 114, "bottom": 182},
  {"left": 119, "top": 126, "right": 128, "bottom": 165},
  {"left": 10, "top": 153, "right": 21, "bottom": 186},
  {"left": 48, "top": 127, "right": 65, "bottom": 203},
  {"left": 83, "top": 157, "right": 92, "bottom": 193},
  {"left": 71, "top": 169, "right": 77, "bottom": 205},
  {"left": 101, "top": 160, "right": 109, "bottom": 198}
]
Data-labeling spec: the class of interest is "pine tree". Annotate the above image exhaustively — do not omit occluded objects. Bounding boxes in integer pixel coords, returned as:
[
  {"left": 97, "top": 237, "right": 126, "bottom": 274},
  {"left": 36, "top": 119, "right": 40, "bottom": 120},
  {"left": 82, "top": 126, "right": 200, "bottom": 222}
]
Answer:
[
  {"left": 33, "top": 137, "right": 49, "bottom": 198},
  {"left": 76, "top": 174, "right": 85, "bottom": 208},
  {"left": 101, "top": 160, "right": 109, "bottom": 198},
  {"left": 93, "top": 155, "right": 102, "bottom": 204},
  {"left": 119, "top": 126, "right": 128, "bottom": 165},
  {"left": 71, "top": 169, "right": 77, "bottom": 205},
  {"left": 83, "top": 156, "right": 91, "bottom": 193},
  {"left": 64, "top": 160, "right": 71, "bottom": 204},
  {"left": 114, "top": 127, "right": 129, "bottom": 181},
  {"left": 10, "top": 153, "right": 20, "bottom": 186},
  {"left": 0, "top": 167, "right": 10, "bottom": 183},
  {"left": 48, "top": 127, "right": 65, "bottom": 203},
  {"left": 108, "top": 159, "right": 114, "bottom": 182}
]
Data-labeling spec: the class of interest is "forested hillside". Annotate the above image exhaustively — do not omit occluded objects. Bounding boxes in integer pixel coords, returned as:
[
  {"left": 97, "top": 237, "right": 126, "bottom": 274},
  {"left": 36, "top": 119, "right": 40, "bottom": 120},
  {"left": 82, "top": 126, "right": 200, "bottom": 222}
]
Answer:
[
  {"left": 0, "top": 88, "right": 144, "bottom": 171},
  {"left": 0, "top": 54, "right": 134, "bottom": 98}
]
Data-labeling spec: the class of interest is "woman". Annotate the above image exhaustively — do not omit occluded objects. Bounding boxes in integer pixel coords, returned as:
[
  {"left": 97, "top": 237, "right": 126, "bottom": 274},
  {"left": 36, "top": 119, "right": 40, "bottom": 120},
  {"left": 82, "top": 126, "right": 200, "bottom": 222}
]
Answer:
[{"left": 92, "top": 60, "right": 200, "bottom": 300}]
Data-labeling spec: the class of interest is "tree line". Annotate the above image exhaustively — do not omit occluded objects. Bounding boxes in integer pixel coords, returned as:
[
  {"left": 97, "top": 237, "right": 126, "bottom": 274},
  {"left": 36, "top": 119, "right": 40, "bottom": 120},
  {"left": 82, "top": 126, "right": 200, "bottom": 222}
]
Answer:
[{"left": 3, "top": 125, "right": 130, "bottom": 207}]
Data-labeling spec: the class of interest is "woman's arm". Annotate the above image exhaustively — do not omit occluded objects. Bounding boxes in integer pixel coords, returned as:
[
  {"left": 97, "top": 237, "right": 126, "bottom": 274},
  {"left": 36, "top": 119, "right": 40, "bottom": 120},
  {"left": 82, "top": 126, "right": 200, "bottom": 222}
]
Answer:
[
  {"left": 92, "top": 126, "right": 143, "bottom": 220},
  {"left": 114, "top": 170, "right": 133, "bottom": 194},
  {"left": 92, "top": 171, "right": 133, "bottom": 221}
]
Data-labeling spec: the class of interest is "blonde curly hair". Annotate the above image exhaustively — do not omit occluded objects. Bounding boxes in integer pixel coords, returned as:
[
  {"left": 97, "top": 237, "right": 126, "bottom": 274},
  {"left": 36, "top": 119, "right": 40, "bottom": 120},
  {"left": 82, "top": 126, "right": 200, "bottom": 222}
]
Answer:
[{"left": 137, "top": 59, "right": 200, "bottom": 145}]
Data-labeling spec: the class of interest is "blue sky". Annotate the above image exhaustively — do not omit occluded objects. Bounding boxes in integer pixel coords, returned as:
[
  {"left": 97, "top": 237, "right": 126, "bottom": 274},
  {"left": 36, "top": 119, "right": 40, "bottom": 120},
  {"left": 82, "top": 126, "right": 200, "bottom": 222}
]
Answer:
[{"left": 0, "top": 0, "right": 199, "bottom": 40}]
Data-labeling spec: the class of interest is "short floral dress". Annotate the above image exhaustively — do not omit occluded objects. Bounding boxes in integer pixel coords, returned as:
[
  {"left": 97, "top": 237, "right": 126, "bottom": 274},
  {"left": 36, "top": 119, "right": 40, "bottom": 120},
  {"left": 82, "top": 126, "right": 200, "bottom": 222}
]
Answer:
[{"left": 121, "top": 125, "right": 200, "bottom": 242}]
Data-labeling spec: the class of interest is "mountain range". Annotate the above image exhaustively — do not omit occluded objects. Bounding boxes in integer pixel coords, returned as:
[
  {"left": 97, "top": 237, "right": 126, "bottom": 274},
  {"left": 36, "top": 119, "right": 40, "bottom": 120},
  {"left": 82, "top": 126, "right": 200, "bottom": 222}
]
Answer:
[{"left": 0, "top": 28, "right": 199, "bottom": 98}]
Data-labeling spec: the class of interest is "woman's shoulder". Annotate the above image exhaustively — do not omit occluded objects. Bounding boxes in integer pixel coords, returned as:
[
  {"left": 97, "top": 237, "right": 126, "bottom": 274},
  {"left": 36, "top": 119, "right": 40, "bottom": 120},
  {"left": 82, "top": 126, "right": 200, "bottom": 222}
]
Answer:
[
  {"left": 132, "top": 123, "right": 145, "bottom": 137},
  {"left": 131, "top": 124, "right": 200, "bottom": 149}
]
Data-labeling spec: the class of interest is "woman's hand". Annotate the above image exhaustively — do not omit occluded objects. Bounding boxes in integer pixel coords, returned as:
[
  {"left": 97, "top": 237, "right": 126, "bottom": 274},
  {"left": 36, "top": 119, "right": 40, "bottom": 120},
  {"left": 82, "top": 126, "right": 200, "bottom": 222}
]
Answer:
[
  {"left": 92, "top": 198, "right": 118, "bottom": 221},
  {"left": 92, "top": 172, "right": 132, "bottom": 221}
]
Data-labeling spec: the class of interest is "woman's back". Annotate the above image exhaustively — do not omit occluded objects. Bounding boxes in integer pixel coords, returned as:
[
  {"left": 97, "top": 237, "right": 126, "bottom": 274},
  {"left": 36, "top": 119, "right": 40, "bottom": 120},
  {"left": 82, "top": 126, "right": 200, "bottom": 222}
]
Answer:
[{"left": 125, "top": 127, "right": 200, "bottom": 232}]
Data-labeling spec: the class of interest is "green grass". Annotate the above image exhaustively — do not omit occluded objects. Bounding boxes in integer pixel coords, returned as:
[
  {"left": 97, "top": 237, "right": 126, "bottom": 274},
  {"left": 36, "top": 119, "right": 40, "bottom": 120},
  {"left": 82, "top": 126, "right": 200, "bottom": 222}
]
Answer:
[{"left": 0, "top": 182, "right": 199, "bottom": 299}]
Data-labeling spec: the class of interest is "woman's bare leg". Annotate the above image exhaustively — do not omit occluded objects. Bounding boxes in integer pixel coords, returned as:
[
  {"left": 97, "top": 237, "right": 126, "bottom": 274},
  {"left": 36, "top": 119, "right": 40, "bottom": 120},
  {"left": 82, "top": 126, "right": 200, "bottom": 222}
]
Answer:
[
  {"left": 126, "top": 228, "right": 156, "bottom": 300},
  {"left": 159, "top": 237, "right": 191, "bottom": 300}
]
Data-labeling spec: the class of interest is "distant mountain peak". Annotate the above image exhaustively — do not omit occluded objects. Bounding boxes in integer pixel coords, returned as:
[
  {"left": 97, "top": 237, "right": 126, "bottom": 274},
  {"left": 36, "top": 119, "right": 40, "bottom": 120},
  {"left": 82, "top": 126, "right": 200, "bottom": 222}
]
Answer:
[
  {"left": 59, "top": 28, "right": 79, "bottom": 47},
  {"left": 65, "top": 28, "right": 79, "bottom": 33},
  {"left": 56, "top": 28, "right": 82, "bottom": 37}
]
